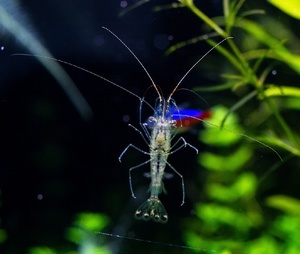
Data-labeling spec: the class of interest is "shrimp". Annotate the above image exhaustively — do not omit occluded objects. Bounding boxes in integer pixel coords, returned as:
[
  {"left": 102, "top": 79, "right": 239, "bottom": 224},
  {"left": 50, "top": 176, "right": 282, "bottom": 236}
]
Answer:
[
  {"left": 107, "top": 26, "right": 232, "bottom": 223},
  {"left": 16, "top": 27, "right": 280, "bottom": 223},
  {"left": 126, "top": 97, "right": 198, "bottom": 223}
]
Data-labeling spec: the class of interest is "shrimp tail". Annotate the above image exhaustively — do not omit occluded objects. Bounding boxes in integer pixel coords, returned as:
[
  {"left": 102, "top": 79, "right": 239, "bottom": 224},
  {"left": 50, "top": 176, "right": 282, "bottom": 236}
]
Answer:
[{"left": 134, "top": 196, "right": 168, "bottom": 223}]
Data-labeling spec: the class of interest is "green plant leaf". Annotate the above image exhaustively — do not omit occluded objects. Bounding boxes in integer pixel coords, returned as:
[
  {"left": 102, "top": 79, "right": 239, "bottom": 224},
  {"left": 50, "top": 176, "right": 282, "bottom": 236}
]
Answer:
[
  {"left": 73, "top": 213, "right": 109, "bottom": 231},
  {"left": 195, "top": 203, "right": 251, "bottom": 233},
  {"left": 266, "top": 195, "right": 300, "bottom": 215},
  {"left": 271, "top": 215, "right": 300, "bottom": 248},
  {"left": 28, "top": 247, "right": 56, "bottom": 254},
  {"left": 206, "top": 38, "right": 246, "bottom": 75},
  {"left": 198, "top": 145, "right": 252, "bottom": 171},
  {"left": 199, "top": 105, "right": 243, "bottom": 147},
  {"left": 260, "top": 134, "right": 300, "bottom": 157},
  {"left": 245, "top": 236, "right": 279, "bottom": 254},
  {"left": 283, "top": 98, "right": 300, "bottom": 111},
  {"left": 264, "top": 86, "right": 300, "bottom": 98},
  {"left": 207, "top": 172, "right": 257, "bottom": 202},
  {"left": 268, "top": 0, "right": 300, "bottom": 19},
  {"left": 235, "top": 18, "right": 300, "bottom": 74},
  {"left": 66, "top": 213, "right": 110, "bottom": 245}
]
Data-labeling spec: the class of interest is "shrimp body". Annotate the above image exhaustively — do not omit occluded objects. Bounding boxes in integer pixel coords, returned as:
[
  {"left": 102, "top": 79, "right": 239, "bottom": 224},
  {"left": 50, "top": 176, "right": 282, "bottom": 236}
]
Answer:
[
  {"left": 135, "top": 98, "right": 176, "bottom": 223},
  {"left": 31, "top": 28, "right": 234, "bottom": 223}
]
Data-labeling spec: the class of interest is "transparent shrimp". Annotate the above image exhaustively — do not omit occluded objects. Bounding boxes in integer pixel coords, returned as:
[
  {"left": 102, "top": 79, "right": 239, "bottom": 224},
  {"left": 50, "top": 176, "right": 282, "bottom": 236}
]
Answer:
[
  {"left": 110, "top": 27, "right": 232, "bottom": 223},
  {"left": 127, "top": 97, "right": 198, "bottom": 223},
  {"left": 16, "top": 27, "right": 281, "bottom": 223}
]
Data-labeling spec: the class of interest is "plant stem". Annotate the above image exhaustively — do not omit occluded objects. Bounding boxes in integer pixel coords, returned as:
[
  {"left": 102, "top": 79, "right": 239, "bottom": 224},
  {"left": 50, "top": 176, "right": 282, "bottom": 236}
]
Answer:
[{"left": 183, "top": 0, "right": 227, "bottom": 37}]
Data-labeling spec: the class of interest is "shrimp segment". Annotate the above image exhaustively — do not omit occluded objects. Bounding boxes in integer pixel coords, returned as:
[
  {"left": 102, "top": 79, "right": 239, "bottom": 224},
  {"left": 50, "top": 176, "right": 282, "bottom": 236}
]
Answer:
[{"left": 135, "top": 197, "right": 168, "bottom": 223}]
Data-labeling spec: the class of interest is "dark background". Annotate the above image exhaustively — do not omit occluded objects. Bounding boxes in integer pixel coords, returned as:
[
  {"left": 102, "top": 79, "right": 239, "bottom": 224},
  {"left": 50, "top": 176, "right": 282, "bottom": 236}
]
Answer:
[{"left": 0, "top": 0, "right": 295, "bottom": 253}]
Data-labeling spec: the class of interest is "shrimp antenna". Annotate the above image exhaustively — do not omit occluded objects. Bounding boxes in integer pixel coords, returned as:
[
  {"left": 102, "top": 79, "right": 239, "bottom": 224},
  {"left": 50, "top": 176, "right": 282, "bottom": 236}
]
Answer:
[
  {"left": 12, "top": 53, "right": 154, "bottom": 111},
  {"left": 102, "top": 26, "right": 162, "bottom": 100},
  {"left": 168, "top": 37, "right": 233, "bottom": 101}
]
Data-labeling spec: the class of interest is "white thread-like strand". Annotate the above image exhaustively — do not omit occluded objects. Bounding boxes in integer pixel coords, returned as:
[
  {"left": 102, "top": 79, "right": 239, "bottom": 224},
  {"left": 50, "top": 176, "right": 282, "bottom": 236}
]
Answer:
[{"left": 96, "top": 231, "right": 217, "bottom": 253}]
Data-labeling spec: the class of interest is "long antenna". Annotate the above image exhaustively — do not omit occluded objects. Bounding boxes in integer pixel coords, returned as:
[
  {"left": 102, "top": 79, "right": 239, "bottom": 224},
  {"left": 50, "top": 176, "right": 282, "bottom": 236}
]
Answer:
[
  {"left": 12, "top": 53, "right": 154, "bottom": 110},
  {"left": 167, "top": 37, "right": 233, "bottom": 102},
  {"left": 102, "top": 26, "right": 162, "bottom": 101}
]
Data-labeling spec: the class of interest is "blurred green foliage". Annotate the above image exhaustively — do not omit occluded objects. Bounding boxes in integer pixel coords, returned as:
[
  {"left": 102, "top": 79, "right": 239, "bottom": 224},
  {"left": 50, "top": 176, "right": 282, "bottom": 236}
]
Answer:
[
  {"left": 28, "top": 213, "right": 111, "bottom": 254},
  {"left": 160, "top": 0, "right": 300, "bottom": 253},
  {"left": 268, "top": 0, "right": 300, "bottom": 20}
]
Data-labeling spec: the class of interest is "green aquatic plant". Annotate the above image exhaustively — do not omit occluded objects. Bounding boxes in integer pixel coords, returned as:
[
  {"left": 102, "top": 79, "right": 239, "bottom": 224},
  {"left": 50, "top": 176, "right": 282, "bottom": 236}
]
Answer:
[
  {"left": 154, "top": 0, "right": 300, "bottom": 252},
  {"left": 28, "top": 212, "right": 111, "bottom": 254},
  {"left": 165, "top": 0, "right": 300, "bottom": 158}
]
